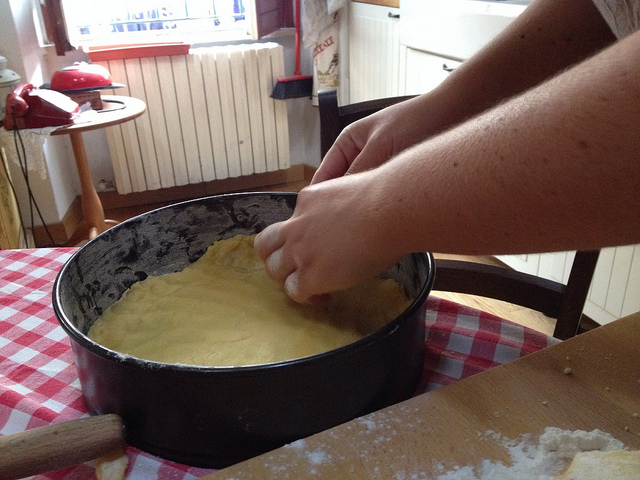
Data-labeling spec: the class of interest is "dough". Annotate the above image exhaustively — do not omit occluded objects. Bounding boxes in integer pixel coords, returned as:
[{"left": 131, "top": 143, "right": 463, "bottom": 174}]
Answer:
[
  {"left": 88, "top": 235, "right": 411, "bottom": 366},
  {"left": 554, "top": 450, "right": 640, "bottom": 479},
  {"left": 95, "top": 449, "right": 128, "bottom": 480}
]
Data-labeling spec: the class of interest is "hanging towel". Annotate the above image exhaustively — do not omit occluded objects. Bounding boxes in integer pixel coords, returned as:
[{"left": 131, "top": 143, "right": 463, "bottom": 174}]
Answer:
[{"left": 302, "top": 0, "right": 347, "bottom": 49}]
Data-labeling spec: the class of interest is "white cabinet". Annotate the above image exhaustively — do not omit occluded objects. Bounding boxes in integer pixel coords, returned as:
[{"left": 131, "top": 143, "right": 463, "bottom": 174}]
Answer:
[
  {"left": 399, "top": 0, "right": 526, "bottom": 61},
  {"left": 401, "top": 47, "right": 461, "bottom": 95},
  {"left": 346, "top": 1, "right": 402, "bottom": 103},
  {"left": 346, "top": 3, "right": 461, "bottom": 100}
]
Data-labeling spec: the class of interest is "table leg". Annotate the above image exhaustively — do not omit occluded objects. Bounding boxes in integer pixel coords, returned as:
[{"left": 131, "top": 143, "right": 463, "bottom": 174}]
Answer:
[
  {"left": 69, "top": 131, "right": 106, "bottom": 233},
  {"left": 65, "top": 131, "right": 119, "bottom": 245}
]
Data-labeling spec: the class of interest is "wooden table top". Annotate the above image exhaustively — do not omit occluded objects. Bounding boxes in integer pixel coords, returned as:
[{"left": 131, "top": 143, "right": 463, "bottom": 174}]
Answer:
[
  {"left": 204, "top": 312, "right": 640, "bottom": 479},
  {"left": 50, "top": 95, "right": 146, "bottom": 135},
  {"left": 353, "top": 0, "right": 400, "bottom": 8}
]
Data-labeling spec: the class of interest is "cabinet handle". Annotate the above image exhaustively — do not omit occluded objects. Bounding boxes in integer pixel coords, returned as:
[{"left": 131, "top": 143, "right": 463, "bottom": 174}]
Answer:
[
  {"left": 442, "top": 63, "right": 456, "bottom": 72},
  {"left": 388, "top": 12, "right": 400, "bottom": 18}
]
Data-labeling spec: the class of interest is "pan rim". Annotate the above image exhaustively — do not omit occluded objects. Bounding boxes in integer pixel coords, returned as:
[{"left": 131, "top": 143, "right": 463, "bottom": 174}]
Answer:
[{"left": 52, "top": 192, "right": 435, "bottom": 375}]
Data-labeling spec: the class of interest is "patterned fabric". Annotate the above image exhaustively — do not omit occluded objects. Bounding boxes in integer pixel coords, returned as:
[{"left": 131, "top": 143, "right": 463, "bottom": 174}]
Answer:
[
  {"left": 419, "top": 297, "right": 559, "bottom": 393},
  {"left": 0, "top": 248, "right": 557, "bottom": 479}
]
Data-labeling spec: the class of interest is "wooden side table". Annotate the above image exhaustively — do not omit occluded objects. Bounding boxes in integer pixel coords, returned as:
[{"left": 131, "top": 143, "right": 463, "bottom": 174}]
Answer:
[{"left": 51, "top": 95, "right": 146, "bottom": 245}]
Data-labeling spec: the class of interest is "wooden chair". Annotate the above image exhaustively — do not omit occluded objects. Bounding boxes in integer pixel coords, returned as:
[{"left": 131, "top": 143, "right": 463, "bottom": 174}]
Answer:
[{"left": 318, "top": 88, "right": 600, "bottom": 340}]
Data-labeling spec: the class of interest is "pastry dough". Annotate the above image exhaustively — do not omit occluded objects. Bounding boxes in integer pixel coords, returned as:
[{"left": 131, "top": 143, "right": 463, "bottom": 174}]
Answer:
[
  {"left": 95, "top": 449, "right": 128, "bottom": 480},
  {"left": 555, "top": 450, "right": 640, "bottom": 480},
  {"left": 88, "top": 235, "right": 411, "bottom": 366}
]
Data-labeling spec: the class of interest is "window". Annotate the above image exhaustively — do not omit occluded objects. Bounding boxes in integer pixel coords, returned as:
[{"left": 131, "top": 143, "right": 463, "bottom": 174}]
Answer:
[
  {"left": 63, "top": 0, "right": 250, "bottom": 46},
  {"left": 39, "top": 0, "right": 293, "bottom": 55}
]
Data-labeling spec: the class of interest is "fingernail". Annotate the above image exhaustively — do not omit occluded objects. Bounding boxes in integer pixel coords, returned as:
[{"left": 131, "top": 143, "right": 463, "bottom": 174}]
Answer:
[
  {"left": 284, "top": 272, "right": 300, "bottom": 299},
  {"left": 258, "top": 223, "right": 281, "bottom": 248},
  {"left": 266, "top": 249, "right": 284, "bottom": 273}
]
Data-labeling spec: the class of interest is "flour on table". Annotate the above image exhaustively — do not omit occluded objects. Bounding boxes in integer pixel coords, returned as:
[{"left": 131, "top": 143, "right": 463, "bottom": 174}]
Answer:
[{"left": 436, "top": 427, "right": 629, "bottom": 480}]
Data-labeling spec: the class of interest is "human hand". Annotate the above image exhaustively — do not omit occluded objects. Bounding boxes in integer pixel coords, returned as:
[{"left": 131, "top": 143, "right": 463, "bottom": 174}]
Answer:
[
  {"left": 253, "top": 174, "right": 405, "bottom": 304},
  {"left": 312, "top": 97, "right": 431, "bottom": 185}
]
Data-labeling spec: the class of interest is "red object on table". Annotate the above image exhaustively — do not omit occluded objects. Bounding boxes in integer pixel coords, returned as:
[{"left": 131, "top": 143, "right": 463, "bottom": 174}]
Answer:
[
  {"left": 50, "top": 63, "right": 113, "bottom": 92},
  {"left": 3, "top": 84, "right": 79, "bottom": 130},
  {"left": 0, "top": 248, "right": 558, "bottom": 479}
]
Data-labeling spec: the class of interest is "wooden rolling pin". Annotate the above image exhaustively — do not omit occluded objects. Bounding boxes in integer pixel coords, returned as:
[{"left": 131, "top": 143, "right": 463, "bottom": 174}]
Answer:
[{"left": 0, "top": 414, "right": 125, "bottom": 480}]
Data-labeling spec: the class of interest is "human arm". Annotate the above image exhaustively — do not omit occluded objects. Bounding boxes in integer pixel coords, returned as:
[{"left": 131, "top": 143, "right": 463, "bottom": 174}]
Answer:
[
  {"left": 255, "top": 29, "right": 640, "bottom": 303},
  {"left": 313, "top": 0, "right": 616, "bottom": 184}
]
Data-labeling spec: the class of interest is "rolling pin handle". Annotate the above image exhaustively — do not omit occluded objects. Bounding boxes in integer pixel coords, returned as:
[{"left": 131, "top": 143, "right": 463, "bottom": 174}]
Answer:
[{"left": 0, "top": 414, "right": 125, "bottom": 480}]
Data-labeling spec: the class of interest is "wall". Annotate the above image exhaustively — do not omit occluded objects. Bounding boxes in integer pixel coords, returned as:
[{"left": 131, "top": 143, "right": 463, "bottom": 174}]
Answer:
[
  {"left": 0, "top": 0, "right": 320, "bottom": 229},
  {"left": 1, "top": 0, "right": 82, "bottom": 229}
]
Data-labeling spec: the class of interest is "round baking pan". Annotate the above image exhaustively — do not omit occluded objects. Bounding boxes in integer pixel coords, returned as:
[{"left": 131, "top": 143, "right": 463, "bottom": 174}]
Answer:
[{"left": 52, "top": 192, "right": 435, "bottom": 468}]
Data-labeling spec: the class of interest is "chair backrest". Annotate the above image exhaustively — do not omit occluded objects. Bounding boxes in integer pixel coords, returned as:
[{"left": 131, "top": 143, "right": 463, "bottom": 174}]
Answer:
[{"left": 318, "top": 88, "right": 600, "bottom": 340}]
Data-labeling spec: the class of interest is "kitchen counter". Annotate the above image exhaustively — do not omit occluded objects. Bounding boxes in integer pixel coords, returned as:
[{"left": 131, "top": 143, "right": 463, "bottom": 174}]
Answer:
[
  {"left": 400, "top": 0, "right": 528, "bottom": 61},
  {"left": 353, "top": 0, "right": 399, "bottom": 7}
]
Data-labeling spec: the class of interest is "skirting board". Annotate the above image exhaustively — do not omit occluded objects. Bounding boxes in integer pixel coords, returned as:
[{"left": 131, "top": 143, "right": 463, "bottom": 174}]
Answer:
[
  {"left": 33, "top": 165, "right": 315, "bottom": 246},
  {"left": 99, "top": 164, "right": 315, "bottom": 211}
]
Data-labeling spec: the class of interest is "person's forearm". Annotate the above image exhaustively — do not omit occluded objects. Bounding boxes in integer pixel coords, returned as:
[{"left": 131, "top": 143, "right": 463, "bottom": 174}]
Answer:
[
  {"left": 257, "top": 0, "right": 632, "bottom": 302},
  {"left": 315, "top": 0, "right": 615, "bottom": 184},
  {"left": 403, "top": 0, "right": 616, "bottom": 138},
  {"left": 371, "top": 29, "right": 640, "bottom": 256}
]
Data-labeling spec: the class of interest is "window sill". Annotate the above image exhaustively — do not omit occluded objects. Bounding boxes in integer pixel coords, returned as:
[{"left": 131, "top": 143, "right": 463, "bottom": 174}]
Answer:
[{"left": 86, "top": 43, "right": 191, "bottom": 61}]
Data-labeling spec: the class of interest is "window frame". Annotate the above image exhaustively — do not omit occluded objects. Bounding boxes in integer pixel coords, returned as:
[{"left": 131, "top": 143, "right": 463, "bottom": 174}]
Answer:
[{"left": 41, "top": 0, "right": 293, "bottom": 55}]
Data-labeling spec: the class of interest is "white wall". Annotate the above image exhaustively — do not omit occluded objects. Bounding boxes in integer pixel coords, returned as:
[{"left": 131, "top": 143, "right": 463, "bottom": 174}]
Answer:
[
  {"left": 1, "top": 0, "right": 79, "bottom": 227},
  {"left": 270, "top": 30, "right": 321, "bottom": 171},
  {"left": 0, "top": 0, "right": 320, "bottom": 228}
]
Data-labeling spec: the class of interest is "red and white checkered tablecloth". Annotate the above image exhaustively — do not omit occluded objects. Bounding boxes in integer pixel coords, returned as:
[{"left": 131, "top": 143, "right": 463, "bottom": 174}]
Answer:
[{"left": 0, "top": 248, "right": 558, "bottom": 479}]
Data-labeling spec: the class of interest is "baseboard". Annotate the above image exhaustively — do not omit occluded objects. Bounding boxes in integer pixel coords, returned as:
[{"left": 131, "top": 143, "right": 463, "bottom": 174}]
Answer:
[
  {"left": 35, "top": 165, "right": 316, "bottom": 246},
  {"left": 99, "top": 164, "right": 315, "bottom": 211},
  {"left": 33, "top": 196, "right": 83, "bottom": 247}
]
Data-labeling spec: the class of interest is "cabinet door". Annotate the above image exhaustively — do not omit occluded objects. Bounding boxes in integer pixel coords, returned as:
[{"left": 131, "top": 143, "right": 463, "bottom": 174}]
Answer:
[
  {"left": 402, "top": 48, "right": 462, "bottom": 95},
  {"left": 348, "top": 2, "right": 401, "bottom": 103}
]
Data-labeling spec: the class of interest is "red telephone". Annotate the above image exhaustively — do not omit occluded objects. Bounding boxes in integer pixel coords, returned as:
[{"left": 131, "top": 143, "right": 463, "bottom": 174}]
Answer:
[{"left": 3, "top": 83, "right": 79, "bottom": 130}]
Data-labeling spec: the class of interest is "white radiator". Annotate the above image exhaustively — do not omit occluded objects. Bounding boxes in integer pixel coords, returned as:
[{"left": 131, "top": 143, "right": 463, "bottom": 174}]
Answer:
[{"left": 98, "top": 43, "right": 290, "bottom": 194}]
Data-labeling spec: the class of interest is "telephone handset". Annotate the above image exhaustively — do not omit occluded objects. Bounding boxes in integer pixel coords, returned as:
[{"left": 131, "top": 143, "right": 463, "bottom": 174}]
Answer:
[{"left": 3, "top": 83, "right": 79, "bottom": 130}]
